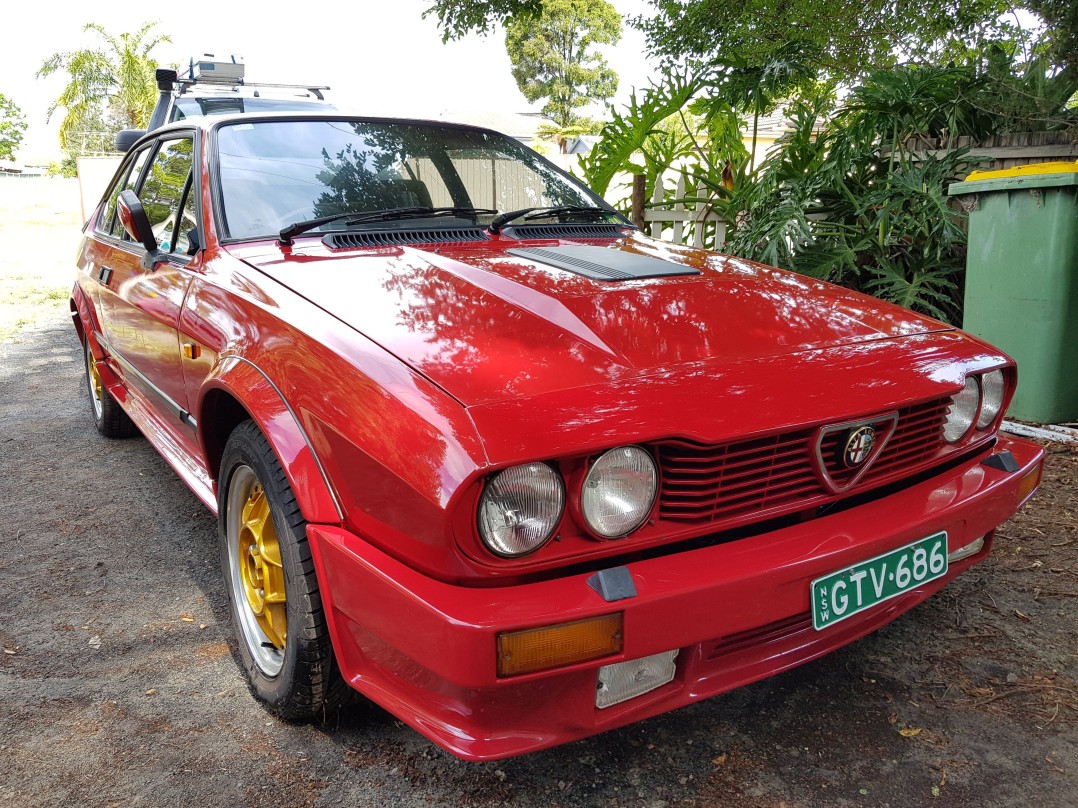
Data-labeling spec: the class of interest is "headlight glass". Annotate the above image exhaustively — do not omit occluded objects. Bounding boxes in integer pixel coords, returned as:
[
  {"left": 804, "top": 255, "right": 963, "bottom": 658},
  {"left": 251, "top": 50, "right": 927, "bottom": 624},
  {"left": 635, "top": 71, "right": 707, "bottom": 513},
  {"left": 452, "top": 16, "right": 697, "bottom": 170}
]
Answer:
[
  {"left": 478, "top": 463, "right": 564, "bottom": 557},
  {"left": 977, "top": 369, "right": 1005, "bottom": 428},
  {"left": 943, "top": 376, "right": 981, "bottom": 442},
  {"left": 581, "top": 446, "right": 658, "bottom": 538}
]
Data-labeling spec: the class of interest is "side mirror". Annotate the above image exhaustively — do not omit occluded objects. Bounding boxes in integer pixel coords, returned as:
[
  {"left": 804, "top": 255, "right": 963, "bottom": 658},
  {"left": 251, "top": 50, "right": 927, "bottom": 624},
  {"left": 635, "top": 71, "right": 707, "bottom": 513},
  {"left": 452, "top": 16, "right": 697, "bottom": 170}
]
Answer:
[
  {"left": 117, "top": 190, "right": 164, "bottom": 269},
  {"left": 115, "top": 129, "right": 146, "bottom": 153}
]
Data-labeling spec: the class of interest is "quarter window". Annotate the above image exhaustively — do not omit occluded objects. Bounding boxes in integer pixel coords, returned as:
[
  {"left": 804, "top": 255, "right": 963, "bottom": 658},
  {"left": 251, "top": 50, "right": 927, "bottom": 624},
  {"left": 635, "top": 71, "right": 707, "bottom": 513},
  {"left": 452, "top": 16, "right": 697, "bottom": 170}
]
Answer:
[{"left": 172, "top": 176, "right": 199, "bottom": 255}]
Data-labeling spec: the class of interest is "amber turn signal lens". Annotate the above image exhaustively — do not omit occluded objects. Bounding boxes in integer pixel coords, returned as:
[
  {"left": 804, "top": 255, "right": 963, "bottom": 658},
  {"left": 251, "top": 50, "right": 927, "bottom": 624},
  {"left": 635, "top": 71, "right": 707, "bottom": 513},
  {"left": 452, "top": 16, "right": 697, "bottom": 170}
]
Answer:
[
  {"left": 497, "top": 613, "right": 623, "bottom": 677},
  {"left": 1017, "top": 462, "right": 1043, "bottom": 505}
]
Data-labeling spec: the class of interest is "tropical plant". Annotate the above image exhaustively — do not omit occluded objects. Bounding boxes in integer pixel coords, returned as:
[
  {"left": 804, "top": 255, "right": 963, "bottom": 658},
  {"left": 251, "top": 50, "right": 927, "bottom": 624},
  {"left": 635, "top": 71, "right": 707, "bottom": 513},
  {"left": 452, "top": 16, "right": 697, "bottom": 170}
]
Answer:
[
  {"left": 576, "top": 68, "right": 703, "bottom": 197},
  {"left": 504, "top": 0, "right": 621, "bottom": 126},
  {"left": 724, "top": 87, "right": 980, "bottom": 323},
  {"left": 0, "top": 93, "right": 27, "bottom": 160},
  {"left": 37, "top": 21, "right": 170, "bottom": 153}
]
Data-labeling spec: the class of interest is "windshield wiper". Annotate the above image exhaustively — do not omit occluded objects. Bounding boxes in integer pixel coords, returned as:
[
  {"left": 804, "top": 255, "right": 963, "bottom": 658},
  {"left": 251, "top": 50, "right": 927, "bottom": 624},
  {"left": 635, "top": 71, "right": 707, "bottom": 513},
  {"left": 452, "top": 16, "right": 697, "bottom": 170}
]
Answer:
[
  {"left": 487, "top": 205, "right": 621, "bottom": 234},
  {"left": 279, "top": 207, "right": 498, "bottom": 245}
]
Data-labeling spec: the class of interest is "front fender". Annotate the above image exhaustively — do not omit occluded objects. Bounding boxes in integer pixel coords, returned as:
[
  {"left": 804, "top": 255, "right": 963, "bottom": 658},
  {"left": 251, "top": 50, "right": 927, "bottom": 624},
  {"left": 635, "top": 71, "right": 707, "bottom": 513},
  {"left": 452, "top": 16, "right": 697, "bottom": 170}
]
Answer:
[{"left": 198, "top": 354, "right": 343, "bottom": 525}]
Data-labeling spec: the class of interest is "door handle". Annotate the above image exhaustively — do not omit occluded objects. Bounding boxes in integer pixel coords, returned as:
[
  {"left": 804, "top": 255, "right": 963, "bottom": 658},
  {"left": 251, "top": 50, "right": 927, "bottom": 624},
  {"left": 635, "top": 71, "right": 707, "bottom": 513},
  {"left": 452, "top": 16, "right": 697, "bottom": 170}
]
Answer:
[{"left": 98, "top": 265, "right": 114, "bottom": 284}]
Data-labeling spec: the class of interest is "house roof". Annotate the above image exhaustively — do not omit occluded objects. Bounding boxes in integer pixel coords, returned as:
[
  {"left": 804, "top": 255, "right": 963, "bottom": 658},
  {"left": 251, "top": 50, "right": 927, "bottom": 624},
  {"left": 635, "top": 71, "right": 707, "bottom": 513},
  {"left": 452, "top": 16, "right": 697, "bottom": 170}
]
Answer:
[
  {"left": 434, "top": 110, "right": 555, "bottom": 139},
  {"left": 751, "top": 107, "right": 826, "bottom": 139}
]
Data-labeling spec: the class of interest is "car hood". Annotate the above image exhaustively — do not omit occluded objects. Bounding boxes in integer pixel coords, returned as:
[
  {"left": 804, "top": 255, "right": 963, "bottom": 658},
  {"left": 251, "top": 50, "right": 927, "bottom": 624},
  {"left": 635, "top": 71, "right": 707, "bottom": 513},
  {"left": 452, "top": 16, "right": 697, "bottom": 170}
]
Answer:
[{"left": 230, "top": 235, "right": 952, "bottom": 407}]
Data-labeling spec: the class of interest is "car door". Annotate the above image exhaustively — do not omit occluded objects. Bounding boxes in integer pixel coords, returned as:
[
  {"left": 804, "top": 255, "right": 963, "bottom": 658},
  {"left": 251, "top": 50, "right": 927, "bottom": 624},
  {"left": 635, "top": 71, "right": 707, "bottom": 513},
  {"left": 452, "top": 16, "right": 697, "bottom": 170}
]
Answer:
[
  {"left": 96, "top": 133, "right": 200, "bottom": 445},
  {"left": 79, "top": 146, "right": 154, "bottom": 335}
]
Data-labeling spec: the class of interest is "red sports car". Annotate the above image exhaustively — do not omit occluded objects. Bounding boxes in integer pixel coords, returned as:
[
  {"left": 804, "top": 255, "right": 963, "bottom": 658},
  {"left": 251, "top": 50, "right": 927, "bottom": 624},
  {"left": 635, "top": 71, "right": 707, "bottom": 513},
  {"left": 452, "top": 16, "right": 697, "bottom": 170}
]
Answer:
[{"left": 72, "top": 114, "right": 1044, "bottom": 760}]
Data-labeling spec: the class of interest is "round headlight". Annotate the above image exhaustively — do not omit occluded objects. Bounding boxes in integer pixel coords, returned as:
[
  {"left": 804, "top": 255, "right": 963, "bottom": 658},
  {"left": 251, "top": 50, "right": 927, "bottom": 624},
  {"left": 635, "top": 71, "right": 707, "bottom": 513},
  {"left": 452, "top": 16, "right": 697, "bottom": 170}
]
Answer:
[
  {"left": 581, "top": 446, "right": 658, "bottom": 538},
  {"left": 943, "top": 376, "right": 981, "bottom": 442},
  {"left": 977, "top": 369, "right": 1005, "bottom": 428},
  {"left": 478, "top": 463, "right": 565, "bottom": 557}
]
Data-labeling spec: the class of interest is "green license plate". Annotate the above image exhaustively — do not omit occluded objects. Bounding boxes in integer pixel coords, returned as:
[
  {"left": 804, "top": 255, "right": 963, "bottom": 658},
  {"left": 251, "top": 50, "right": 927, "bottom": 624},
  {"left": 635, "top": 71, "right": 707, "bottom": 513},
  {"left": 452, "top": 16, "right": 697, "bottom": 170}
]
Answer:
[{"left": 811, "top": 532, "right": 948, "bottom": 630}]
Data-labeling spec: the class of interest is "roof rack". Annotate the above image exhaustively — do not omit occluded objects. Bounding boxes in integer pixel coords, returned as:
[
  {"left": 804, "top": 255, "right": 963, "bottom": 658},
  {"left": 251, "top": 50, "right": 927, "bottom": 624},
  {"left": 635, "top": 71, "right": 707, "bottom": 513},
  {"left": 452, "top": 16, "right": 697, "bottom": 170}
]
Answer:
[{"left": 157, "top": 55, "right": 330, "bottom": 99}]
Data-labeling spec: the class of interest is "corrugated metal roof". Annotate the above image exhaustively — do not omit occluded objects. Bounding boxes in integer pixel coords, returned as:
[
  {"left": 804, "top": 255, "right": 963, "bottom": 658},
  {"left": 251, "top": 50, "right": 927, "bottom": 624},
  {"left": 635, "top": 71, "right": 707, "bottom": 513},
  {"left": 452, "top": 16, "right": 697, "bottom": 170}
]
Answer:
[{"left": 434, "top": 110, "right": 555, "bottom": 139}]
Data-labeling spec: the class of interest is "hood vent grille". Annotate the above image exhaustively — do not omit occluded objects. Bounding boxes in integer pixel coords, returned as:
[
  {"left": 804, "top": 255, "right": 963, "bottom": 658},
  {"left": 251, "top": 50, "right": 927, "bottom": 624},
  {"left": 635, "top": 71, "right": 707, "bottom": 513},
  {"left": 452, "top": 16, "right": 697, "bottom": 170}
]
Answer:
[
  {"left": 506, "top": 223, "right": 627, "bottom": 240},
  {"left": 507, "top": 244, "right": 701, "bottom": 281},
  {"left": 324, "top": 228, "right": 490, "bottom": 249}
]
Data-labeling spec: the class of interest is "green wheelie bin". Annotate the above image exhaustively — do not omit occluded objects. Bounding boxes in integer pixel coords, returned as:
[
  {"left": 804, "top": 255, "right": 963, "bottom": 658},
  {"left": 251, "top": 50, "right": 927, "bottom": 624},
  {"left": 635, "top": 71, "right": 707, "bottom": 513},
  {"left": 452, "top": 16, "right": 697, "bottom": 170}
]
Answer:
[{"left": 949, "top": 160, "right": 1078, "bottom": 424}]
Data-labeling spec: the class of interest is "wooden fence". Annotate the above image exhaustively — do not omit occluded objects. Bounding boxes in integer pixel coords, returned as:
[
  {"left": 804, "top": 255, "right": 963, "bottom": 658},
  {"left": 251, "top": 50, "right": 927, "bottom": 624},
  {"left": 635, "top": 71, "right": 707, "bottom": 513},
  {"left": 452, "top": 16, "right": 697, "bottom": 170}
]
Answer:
[
  {"left": 632, "top": 174, "right": 726, "bottom": 250},
  {"left": 904, "top": 132, "right": 1078, "bottom": 174},
  {"left": 631, "top": 133, "right": 1077, "bottom": 250}
]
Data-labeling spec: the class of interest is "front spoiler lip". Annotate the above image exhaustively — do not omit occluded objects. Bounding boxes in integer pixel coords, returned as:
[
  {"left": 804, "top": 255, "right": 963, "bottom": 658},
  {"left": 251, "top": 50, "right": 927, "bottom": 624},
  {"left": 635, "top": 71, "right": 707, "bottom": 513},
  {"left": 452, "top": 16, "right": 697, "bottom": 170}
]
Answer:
[{"left": 307, "top": 435, "right": 1043, "bottom": 760}]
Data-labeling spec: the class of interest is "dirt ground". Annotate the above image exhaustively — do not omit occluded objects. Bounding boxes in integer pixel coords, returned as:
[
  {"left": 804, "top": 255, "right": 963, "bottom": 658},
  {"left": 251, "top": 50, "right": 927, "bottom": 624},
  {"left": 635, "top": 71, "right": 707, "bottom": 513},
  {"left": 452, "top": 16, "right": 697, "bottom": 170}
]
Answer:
[{"left": 0, "top": 182, "right": 1075, "bottom": 807}]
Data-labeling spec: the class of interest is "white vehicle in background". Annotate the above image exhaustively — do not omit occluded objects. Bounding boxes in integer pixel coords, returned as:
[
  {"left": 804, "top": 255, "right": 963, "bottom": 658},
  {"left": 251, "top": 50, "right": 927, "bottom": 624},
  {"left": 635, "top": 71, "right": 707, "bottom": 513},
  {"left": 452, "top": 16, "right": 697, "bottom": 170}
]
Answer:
[
  {"left": 75, "top": 56, "right": 334, "bottom": 220},
  {"left": 115, "top": 55, "right": 334, "bottom": 151}
]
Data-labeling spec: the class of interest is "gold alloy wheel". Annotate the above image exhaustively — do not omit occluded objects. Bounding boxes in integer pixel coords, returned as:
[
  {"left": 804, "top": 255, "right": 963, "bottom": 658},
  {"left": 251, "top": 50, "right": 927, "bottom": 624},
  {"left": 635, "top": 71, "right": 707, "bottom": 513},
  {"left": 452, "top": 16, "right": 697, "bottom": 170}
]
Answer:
[
  {"left": 86, "top": 345, "right": 104, "bottom": 420},
  {"left": 226, "top": 463, "right": 288, "bottom": 677},
  {"left": 237, "top": 482, "right": 288, "bottom": 651}
]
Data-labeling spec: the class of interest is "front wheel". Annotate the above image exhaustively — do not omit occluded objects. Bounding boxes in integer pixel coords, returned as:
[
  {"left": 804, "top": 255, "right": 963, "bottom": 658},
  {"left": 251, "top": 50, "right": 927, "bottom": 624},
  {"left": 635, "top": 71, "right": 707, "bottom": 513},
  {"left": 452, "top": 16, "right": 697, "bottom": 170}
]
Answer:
[{"left": 219, "top": 420, "right": 349, "bottom": 720}]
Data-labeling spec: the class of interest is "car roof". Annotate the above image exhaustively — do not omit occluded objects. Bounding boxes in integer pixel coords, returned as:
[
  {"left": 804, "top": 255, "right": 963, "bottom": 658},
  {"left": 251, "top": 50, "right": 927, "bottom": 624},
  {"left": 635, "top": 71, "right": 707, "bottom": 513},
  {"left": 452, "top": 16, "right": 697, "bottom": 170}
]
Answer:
[{"left": 148, "top": 111, "right": 513, "bottom": 138}]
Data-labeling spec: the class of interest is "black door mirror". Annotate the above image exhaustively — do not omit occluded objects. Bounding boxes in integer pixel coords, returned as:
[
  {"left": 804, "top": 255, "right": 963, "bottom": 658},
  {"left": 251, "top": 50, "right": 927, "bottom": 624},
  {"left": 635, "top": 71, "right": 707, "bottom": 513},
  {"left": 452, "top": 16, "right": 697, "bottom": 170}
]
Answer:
[
  {"left": 117, "top": 190, "right": 164, "bottom": 269},
  {"left": 115, "top": 129, "right": 146, "bottom": 153}
]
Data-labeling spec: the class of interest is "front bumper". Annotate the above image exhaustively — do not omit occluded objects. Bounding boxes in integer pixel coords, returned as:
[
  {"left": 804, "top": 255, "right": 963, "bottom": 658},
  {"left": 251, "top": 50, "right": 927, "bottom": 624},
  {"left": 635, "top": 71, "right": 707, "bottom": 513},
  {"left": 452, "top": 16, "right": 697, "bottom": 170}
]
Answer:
[{"left": 308, "top": 436, "right": 1043, "bottom": 760}]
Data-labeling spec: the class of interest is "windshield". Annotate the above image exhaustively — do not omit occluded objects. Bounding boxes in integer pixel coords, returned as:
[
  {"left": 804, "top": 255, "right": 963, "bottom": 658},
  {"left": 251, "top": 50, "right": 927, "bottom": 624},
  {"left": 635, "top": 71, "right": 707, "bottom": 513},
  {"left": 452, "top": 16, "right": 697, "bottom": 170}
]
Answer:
[{"left": 214, "top": 119, "right": 608, "bottom": 240}]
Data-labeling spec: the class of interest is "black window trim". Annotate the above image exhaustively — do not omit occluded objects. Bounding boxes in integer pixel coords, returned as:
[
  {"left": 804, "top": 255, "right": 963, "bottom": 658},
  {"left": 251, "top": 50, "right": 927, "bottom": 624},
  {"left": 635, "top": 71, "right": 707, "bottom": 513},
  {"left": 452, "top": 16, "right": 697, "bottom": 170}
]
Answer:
[{"left": 93, "top": 127, "right": 203, "bottom": 267}]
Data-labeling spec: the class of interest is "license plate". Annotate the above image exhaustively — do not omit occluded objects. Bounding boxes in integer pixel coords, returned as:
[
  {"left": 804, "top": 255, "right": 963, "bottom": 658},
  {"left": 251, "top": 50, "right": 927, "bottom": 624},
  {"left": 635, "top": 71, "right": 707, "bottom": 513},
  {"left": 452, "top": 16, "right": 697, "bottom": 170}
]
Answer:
[{"left": 811, "top": 532, "right": 948, "bottom": 630}]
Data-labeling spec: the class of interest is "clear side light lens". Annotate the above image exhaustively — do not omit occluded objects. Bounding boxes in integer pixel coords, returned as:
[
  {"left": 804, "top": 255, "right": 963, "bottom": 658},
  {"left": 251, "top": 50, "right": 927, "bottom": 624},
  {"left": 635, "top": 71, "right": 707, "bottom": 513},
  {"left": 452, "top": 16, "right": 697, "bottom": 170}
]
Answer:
[
  {"left": 943, "top": 376, "right": 981, "bottom": 443},
  {"left": 478, "top": 463, "right": 565, "bottom": 557},
  {"left": 596, "top": 650, "right": 678, "bottom": 708},
  {"left": 977, "top": 369, "right": 1005, "bottom": 428},
  {"left": 581, "top": 446, "right": 658, "bottom": 538}
]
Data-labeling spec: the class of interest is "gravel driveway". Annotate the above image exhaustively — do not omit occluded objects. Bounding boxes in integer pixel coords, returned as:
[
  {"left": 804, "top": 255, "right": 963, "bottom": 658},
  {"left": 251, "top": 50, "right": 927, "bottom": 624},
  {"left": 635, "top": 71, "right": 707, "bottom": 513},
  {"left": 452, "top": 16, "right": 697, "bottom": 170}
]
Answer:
[{"left": 1, "top": 316, "right": 1075, "bottom": 808}]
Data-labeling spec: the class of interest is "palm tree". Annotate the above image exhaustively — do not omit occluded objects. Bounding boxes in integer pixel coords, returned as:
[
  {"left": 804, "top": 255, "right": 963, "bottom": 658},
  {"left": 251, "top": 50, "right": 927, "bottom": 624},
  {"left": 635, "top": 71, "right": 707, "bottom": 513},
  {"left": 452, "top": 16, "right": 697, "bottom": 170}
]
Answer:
[{"left": 37, "top": 22, "right": 170, "bottom": 152}]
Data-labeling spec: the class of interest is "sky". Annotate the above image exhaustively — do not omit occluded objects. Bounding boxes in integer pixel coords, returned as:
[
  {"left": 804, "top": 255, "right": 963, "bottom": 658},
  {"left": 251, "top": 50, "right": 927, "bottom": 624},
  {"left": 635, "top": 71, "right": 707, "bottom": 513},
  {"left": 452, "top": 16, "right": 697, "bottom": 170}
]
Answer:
[{"left": 1, "top": 0, "right": 658, "bottom": 163}]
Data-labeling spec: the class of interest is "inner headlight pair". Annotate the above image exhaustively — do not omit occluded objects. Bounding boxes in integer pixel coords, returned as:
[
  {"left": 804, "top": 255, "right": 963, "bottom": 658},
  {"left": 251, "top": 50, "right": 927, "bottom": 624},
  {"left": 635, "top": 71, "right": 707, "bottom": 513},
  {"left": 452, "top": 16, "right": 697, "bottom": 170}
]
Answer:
[
  {"left": 943, "top": 369, "right": 1006, "bottom": 442},
  {"left": 477, "top": 446, "right": 658, "bottom": 557}
]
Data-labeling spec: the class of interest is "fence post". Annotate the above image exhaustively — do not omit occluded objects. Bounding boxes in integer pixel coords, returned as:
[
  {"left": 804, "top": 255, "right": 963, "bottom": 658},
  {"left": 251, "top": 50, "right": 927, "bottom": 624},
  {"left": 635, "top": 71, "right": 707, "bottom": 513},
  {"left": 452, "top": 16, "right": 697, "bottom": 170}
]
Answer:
[
  {"left": 650, "top": 177, "right": 665, "bottom": 239},
  {"left": 671, "top": 175, "right": 687, "bottom": 244},
  {"left": 631, "top": 174, "right": 646, "bottom": 230},
  {"left": 692, "top": 183, "right": 706, "bottom": 248}
]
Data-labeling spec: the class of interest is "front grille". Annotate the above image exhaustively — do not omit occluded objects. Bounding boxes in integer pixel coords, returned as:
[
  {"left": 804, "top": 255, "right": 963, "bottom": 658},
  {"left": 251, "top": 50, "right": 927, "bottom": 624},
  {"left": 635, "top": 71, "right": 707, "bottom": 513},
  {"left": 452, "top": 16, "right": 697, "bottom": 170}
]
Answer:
[
  {"left": 862, "top": 399, "right": 952, "bottom": 482},
  {"left": 323, "top": 228, "right": 489, "bottom": 248},
  {"left": 659, "top": 430, "right": 822, "bottom": 524},
  {"left": 657, "top": 398, "right": 951, "bottom": 527}
]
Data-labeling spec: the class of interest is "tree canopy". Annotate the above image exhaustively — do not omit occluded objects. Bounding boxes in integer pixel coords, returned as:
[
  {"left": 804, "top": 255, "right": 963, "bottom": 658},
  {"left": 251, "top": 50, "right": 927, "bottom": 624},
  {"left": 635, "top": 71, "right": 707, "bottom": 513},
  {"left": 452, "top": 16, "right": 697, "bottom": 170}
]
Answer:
[
  {"left": 0, "top": 94, "right": 27, "bottom": 161},
  {"left": 1024, "top": 0, "right": 1078, "bottom": 76},
  {"left": 638, "top": 0, "right": 1050, "bottom": 76},
  {"left": 425, "top": 0, "right": 541, "bottom": 40},
  {"left": 426, "top": 0, "right": 1078, "bottom": 78},
  {"left": 37, "top": 21, "right": 169, "bottom": 153},
  {"left": 505, "top": 0, "right": 622, "bottom": 126}
]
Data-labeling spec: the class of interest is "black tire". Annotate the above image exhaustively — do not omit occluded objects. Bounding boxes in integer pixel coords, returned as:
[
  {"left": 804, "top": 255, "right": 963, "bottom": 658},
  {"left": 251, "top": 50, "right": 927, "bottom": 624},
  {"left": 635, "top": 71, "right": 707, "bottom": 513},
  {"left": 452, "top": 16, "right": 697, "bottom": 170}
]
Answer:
[
  {"left": 218, "top": 419, "right": 350, "bottom": 721},
  {"left": 83, "top": 338, "right": 138, "bottom": 438}
]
